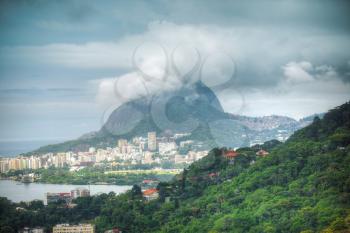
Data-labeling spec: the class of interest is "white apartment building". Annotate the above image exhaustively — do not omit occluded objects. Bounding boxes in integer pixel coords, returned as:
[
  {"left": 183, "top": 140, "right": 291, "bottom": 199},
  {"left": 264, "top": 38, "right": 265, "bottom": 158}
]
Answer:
[
  {"left": 53, "top": 224, "right": 95, "bottom": 233},
  {"left": 148, "top": 132, "right": 157, "bottom": 151},
  {"left": 158, "top": 142, "right": 177, "bottom": 154}
]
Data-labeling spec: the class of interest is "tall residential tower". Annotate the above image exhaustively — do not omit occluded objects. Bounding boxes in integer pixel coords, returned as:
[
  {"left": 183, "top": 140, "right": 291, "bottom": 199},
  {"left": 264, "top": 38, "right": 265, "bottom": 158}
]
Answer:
[{"left": 147, "top": 132, "right": 157, "bottom": 151}]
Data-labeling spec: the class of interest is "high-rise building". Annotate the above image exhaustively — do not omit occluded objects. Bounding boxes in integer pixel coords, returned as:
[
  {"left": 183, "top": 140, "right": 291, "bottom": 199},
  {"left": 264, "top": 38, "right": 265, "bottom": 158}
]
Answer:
[
  {"left": 0, "top": 159, "right": 9, "bottom": 173},
  {"left": 15, "top": 158, "right": 21, "bottom": 170},
  {"left": 117, "top": 139, "right": 128, "bottom": 154},
  {"left": 117, "top": 139, "right": 128, "bottom": 148},
  {"left": 71, "top": 188, "right": 90, "bottom": 198},
  {"left": 53, "top": 224, "right": 95, "bottom": 233},
  {"left": 147, "top": 132, "right": 157, "bottom": 151},
  {"left": 9, "top": 159, "right": 16, "bottom": 170}
]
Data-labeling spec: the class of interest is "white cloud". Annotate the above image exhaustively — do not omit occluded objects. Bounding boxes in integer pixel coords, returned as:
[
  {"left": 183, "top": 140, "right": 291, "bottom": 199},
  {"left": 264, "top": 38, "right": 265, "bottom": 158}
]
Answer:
[
  {"left": 282, "top": 61, "right": 314, "bottom": 83},
  {"left": 219, "top": 61, "right": 350, "bottom": 119}
]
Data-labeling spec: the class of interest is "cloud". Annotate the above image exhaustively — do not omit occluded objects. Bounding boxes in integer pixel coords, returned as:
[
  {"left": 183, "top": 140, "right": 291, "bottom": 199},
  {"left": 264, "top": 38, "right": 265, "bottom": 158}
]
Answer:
[
  {"left": 218, "top": 60, "right": 350, "bottom": 119},
  {"left": 35, "top": 20, "right": 100, "bottom": 32},
  {"left": 0, "top": 42, "right": 132, "bottom": 69},
  {"left": 2, "top": 21, "right": 350, "bottom": 82},
  {"left": 282, "top": 61, "right": 343, "bottom": 84},
  {"left": 1, "top": 21, "right": 350, "bottom": 122},
  {"left": 282, "top": 61, "right": 314, "bottom": 83},
  {"left": 73, "top": 22, "right": 350, "bottom": 118}
]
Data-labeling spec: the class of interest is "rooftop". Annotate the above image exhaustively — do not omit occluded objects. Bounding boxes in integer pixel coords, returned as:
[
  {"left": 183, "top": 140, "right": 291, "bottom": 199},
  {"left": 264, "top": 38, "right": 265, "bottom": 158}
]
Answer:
[{"left": 143, "top": 188, "right": 158, "bottom": 196}]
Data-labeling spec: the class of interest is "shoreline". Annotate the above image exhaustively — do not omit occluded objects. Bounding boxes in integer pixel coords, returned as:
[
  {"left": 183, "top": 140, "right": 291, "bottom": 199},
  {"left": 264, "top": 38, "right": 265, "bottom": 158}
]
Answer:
[
  {"left": 0, "top": 179, "right": 132, "bottom": 203},
  {"left": 0, "top": 178, "right": 128, "bottom": 186}
]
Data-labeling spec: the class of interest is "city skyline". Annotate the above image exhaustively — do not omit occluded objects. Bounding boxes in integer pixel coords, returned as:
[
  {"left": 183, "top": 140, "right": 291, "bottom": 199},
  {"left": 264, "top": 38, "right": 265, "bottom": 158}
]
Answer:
[{"left": 0, "top": 131, "right": 207, "bottom": 174}]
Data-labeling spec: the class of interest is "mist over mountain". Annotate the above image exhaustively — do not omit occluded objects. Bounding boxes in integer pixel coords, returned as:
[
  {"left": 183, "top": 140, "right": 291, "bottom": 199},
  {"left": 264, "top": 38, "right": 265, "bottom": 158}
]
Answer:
[{"left": 28, "top": 82, "right": 321, "bottom": 155}]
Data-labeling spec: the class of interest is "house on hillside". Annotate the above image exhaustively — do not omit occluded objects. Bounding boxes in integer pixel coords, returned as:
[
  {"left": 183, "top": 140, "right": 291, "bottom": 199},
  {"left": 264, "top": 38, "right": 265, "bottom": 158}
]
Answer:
[
  {"left": 105, "top": 228, "right": 122, "bottom": 233},
  {"left": 19, "top": 227, "right": 44, "bottom": 233},
  {"left": 256, "top": 149, "right": 269, "bottom": 157},
  {"left": 143, "top": 188, "right": 159, "bottom": 201},
  {"left": 141, "top": 179, "right": 159, "bottom": 189},
  {"left": 208, "top": 172, "right": 219, "bottom": 179},
  {"left": 223, "top": 150, "right": 239, "bottom": 164}
]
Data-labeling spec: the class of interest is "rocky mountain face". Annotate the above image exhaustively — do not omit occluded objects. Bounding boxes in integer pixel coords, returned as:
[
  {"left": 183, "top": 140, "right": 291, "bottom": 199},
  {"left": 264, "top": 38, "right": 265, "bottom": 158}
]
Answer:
[
  {"left": 29, "top": 82, "right": 320, "bottom": 154},
  {"left": 99, "top": 81, "right": 227, "bottom": 139}
]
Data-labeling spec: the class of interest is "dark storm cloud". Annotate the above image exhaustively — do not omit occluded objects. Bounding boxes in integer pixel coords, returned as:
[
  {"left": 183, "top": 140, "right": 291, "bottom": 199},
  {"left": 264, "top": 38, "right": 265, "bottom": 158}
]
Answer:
[{"left": 336, "top": 61, "right": 350, "bottom": 83}]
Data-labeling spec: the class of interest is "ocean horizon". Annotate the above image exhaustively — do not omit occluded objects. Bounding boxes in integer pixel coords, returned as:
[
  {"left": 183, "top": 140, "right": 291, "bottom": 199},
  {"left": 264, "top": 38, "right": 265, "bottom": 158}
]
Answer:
[{"left": 0, "top": 139, "right": 63, "bottom": 157}]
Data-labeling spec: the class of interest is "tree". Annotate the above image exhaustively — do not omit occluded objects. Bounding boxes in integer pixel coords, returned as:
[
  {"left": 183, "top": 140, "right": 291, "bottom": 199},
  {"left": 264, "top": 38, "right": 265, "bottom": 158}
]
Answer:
[
  {"left": 131, "top": 185, "right": 142, "bottom": 200},
  {"left": 0, "top": 226, "right": 15, "bottom": 233}
]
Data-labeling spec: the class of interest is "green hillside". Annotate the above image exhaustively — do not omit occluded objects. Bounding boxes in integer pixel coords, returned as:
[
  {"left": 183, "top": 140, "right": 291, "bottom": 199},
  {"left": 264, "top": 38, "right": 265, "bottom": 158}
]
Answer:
[
  {"left": 152, "top": 103, "right": 350, "bottom": 233},
  {"left": 1, "top": 102, "right": 349, "bottom": 233}
]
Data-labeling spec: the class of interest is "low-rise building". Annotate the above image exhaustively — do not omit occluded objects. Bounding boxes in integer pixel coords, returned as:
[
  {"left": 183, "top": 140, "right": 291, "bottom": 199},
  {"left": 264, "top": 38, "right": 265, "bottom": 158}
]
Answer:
[
  {"left": 104, "top": 228, "right": 122, "bottom": 233},
  {"left": 19, "top": 227, "right": 44, "bottom": 233},
  {"left": 256, "top": 149, "right": 269, "bottom": 157},
  {"left": 143, "top": 188, "right": 159, "bottom": 201},
  {"left": 158, "top": 142, "right": 177, "bottom": 154},
  {"left": 45, "top": 192, "right": 72, "bottom": 205},
  {"left": 53, "top": 224, "right": 95, "bottom": 233},
  {"left": 223, "top": 150, "right": 239, "bottom": 164},
  {"left": 223, "top": 150, "right": 239, "bottom": 159},
  {"left": 174, "top": 154, "right": 188, "bottom": 164}
]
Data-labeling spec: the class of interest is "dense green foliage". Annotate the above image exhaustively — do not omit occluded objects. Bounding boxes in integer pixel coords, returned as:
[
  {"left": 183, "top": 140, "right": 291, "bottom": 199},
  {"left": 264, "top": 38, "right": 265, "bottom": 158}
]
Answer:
[{"left": 1, "top": 102, "right": 350, "bottom": 233}]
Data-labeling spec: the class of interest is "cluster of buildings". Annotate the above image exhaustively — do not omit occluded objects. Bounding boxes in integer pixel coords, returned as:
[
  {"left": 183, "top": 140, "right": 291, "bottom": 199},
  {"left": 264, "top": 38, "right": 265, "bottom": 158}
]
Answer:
[
  {"left": 20, "top": 224, "right": 120, "bottom": 233},
  {"left": 0, "top": 132, "right": 208, "bottom": 174},
  {"left": 52, "top": 224, "right": 122, "bottom": 233},
  {"left": 0, "top": 156, "right": 42, "bottom": 173},
  {"left": 21, "top": 224, "right": 122, "bottom": 233},
  {"left": 45, "top": 187, "right": 90, "bottom": 205}
]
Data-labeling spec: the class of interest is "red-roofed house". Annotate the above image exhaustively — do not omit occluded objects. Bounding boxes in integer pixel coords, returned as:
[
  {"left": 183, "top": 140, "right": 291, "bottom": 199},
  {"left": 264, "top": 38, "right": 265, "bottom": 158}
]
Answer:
[
  {"left": 223, "top": 150, "right": 239, "bottom": 159},
  {"left": 256, "top": 149, "right": 269, "bottom": 157},
  {"left": 142, "top": 179, "right": 154, "bottom": 184},
  {"left": 143, "top": 188, "right": 159, "bottom": 201}
]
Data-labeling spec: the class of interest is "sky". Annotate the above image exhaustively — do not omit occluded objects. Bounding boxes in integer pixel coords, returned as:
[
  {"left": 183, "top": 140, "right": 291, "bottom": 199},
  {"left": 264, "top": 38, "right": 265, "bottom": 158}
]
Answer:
[{"left": 0, "top": 0, "right": 350, "bottom": 142}]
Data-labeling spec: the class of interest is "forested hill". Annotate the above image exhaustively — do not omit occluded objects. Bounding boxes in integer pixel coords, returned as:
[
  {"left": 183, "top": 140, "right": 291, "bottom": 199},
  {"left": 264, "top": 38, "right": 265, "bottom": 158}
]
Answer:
[
  {"left": 149, "top": 102, "right": 350, "bottom": 232},
  {"left": 1, "top": 102, "right": 349, "bottom": 233}
]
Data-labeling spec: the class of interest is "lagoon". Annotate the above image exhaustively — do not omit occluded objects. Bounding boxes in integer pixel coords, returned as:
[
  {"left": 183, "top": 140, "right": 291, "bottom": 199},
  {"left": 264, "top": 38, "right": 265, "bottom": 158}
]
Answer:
[{"left": 0, "top": 180, "right": 131, "bottom": 203}]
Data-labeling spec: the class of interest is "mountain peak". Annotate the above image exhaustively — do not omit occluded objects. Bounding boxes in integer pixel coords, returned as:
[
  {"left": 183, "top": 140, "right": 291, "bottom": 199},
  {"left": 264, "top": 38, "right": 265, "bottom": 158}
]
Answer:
[{"left": 101, "top": 81, "right": 225, "bottom": 137}]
